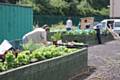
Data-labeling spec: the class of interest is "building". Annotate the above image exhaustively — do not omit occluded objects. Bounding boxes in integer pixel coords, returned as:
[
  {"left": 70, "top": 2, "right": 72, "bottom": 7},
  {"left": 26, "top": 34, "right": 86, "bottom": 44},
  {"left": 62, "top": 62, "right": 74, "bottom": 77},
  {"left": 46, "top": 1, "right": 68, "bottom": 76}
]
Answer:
[{"left": 110, "top": 0, "right": 120, "bottom": 18}]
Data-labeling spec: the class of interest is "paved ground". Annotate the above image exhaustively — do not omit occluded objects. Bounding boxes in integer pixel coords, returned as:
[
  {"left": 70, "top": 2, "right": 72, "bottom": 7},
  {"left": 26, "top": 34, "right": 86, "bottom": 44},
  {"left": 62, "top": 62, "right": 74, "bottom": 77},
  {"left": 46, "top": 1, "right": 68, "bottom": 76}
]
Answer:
[
  {"left": 88, "top": 40, "right": 120, "bottom": 68},
  {"left": 72, "top": 40, "right": 120, "bottom": 80}
]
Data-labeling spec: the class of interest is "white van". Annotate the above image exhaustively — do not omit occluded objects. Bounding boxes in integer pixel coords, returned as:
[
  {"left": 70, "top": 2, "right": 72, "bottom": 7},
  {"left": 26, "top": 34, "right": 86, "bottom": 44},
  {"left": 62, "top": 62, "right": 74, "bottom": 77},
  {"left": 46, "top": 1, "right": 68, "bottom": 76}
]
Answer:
[{"left": 100, "top": 19, "right": 120, "bottom": 34}]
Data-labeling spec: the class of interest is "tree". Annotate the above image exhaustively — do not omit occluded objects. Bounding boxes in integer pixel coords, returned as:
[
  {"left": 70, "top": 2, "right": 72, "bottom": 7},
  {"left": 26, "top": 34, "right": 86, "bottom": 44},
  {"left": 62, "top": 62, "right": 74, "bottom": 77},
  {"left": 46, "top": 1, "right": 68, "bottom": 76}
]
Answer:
[
  {"left": 87, "top": 0, "right": 109, "bottom": 9},
  {"left": 16, "top": 0, "right": 110, "bottom": 16},
  {"left": 0, "top": 0, "right": 19, "bottom": 3},
  {"left": 49, "top": 0, "right": 69, "bottom": 15}
]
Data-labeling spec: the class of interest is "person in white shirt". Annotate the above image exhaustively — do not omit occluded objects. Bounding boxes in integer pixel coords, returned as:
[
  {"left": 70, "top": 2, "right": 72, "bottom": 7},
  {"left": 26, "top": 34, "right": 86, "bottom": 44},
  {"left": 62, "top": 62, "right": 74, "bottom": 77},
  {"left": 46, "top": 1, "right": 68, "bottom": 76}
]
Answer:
[
  {"left": 66, "top": 17, "right": 73, "bottom": 31},
  {"left": 22, "top": 25, "right": 47, "bottom": 44}
]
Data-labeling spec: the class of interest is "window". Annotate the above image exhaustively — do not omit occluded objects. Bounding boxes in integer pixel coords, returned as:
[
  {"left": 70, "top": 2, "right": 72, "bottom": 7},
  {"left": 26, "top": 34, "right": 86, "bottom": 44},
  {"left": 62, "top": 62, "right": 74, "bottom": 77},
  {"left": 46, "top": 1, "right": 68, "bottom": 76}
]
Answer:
[
  {"left": 101, "top": 22, "right": 106, "bottom": 28},
  {"left": 115, "top": 22, "right": 120, "bottom": 27}
]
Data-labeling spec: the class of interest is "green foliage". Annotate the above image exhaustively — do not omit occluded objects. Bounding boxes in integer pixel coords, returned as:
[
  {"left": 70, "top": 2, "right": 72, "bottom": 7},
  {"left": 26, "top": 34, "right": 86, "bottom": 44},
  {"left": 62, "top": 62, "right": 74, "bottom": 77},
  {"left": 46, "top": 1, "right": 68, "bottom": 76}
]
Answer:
[
  {"left": 50, "top": 22, "right": 77, "bottom": 32},
  {"left": 50, "top": 0, "right": 69, "bottom": 15},
  {"left": 0, "top": 62, "right": 7, "bottom": 72},
  {"left": 50, "top": 22, "right": 66, "bottom": 32},
  {"left": 99, "top": 8, "right": 110, "bottom": 16},
  {"left": 18, "top": 0, "right": 109, "bottom": 16},
  {"left": 0, "top": 45, "right": 78, "bottom": 72},
  {"left": 51, "top": 32, "right": 62, "bottom": 41},
  {"left": 16, "top": 51, "right": 30, "bottom": 65},
  {"left": 65, "top": 30, "right": 96, "bottom": 36},
  {"left": 30, "top": 49, "right": 46, "bottom": 60},
  {"left": 43, "top": 45, "right": 63, "bottom": 57},
  {"left": 31, "top": 45, "right": 77, "bottom": 59},
  {"left": 87, "top": 0, "right": 109, "bottom": 9},
  {"left": 88, "top": 30, "right": 96, "bottom": 36},
  {"left": 5, "top": 51, "right": 16, "bottom": 69},
  {"left": 22, "top": 40, "right": 44, "bottom": 51}
]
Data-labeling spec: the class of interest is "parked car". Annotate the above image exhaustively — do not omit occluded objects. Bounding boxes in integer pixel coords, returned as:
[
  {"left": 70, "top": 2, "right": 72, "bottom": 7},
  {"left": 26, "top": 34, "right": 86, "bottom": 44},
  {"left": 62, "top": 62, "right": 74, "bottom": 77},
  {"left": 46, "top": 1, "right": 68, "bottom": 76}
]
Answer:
[{"left": 100, "top": 19, "right": 120, "bottom": 34}]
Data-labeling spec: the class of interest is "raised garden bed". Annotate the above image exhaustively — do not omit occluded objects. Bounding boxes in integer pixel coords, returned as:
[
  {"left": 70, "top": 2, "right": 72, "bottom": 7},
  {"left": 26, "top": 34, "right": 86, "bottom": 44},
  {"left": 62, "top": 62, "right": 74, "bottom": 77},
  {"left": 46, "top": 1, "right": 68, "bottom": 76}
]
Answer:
[
  {"left": 47, "top": 30, "right": 114, "bottom": 46},
  {"left": 58, "top": 43, "right": 88, "bottom": 48},
  {"left": 0, "top": 47, "right": 88, "bottom": 80},
  {"left": 62, "top": 34, "right": 114, "bottom": 45},
  {"left": 62, "top": 35, "right": 97, "bottom": 45}
]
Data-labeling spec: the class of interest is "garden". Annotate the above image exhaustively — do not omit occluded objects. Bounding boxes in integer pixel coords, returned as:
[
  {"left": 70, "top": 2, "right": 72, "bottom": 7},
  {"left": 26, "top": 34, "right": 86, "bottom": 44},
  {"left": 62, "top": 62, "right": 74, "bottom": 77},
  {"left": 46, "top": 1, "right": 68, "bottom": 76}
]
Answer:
[
  {"left": 0, "top": 20, "right": 115, "bottom": 80},
  {"left": 47, "top": 22, "right": 114, "bottom": 46},
  {"left": 0, "top": 0, "right": 116, "bottom": 80},
  {"left": 0, "top": 38, "right": 88, "bottom": 80}
]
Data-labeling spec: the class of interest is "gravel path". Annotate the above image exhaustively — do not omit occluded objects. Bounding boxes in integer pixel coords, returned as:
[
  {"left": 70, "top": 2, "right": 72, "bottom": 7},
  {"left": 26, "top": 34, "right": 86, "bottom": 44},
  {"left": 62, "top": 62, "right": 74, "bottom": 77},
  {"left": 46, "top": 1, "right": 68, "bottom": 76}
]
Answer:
[
  {"left": 72, "top": 40, "right": 120, "bottom": 80},
  {"left": 88, "top": 40, "right": 120, "bottom": 68}
]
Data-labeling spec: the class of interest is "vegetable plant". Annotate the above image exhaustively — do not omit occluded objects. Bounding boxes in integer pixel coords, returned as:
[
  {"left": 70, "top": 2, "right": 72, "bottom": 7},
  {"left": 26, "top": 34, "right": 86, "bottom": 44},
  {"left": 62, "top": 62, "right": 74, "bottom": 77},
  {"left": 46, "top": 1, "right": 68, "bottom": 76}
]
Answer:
[
  {"left": 51, "top": 32, "right": 62, "bottom": 41},
  {"left": 65, "top": 30, "right": 96, "bottom": 36},
  {"left": 0, "top": 45, "right": 78, "bottom": 72},
  {"left": 0, "top": 62, "right": 7, "bottom": 72},
  {"left": 16, "top": 51, "right": 30, "bottom": 66},
  {"left": 22, "top": 40, "right": 44, "bottom": 51},
  {"left": 30, "top": 49, "right": 46, "bottom": 61},
  {"left": 5, "top": 51, "right": 16, "bottom": 69}
]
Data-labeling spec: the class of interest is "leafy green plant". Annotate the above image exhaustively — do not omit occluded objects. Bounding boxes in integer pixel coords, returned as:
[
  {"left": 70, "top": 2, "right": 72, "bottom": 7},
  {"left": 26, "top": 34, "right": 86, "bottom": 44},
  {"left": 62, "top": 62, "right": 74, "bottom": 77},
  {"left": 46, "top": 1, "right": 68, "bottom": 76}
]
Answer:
[
  {"left": 0, "top": 62, "right": 7, "bottom": 72},
  {"left": 31, "top": 45, "right": 77, "bottom": 59},
  {"left": 16, "top": 51, "right": 30, "bottom": 66},
  {"left": 51, "top": 32, "right": 62, "bottom": 41},
  {"left": 5, "top": 51, "right": 16, "bottom": 69},
  {"left": 0, "top": 45, "right": 78, "bottom": 72},
  {"left": 42, "top": 51, "right": 53, "bottom": 59},
  {"left": 30, "top": 48, "right": 46, "bottom": 61},
  {"left": 22, "top": 40, "right": 45, "bottom": 51},
  {"left": 89, "top": 30, "right": 96, "bottom": 36},
  {"left": 45, "top": 45, "right": 63, "bottom": 57},
  {"left": 65, "top": 30, "right": 96, "bottom": 36},
  {"left": 81, "top": 30, "right": 88, "bottom": 35}
]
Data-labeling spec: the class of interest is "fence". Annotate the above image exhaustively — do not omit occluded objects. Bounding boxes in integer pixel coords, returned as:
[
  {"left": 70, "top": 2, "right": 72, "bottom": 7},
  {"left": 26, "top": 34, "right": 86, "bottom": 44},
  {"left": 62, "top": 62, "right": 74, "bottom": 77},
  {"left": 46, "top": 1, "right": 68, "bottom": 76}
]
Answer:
[
  {"left": 33, "top": 15, "right": 109, "bottom": 26},
  {"left": 0, "top": 3, "right": 33, "bottom": 42}
]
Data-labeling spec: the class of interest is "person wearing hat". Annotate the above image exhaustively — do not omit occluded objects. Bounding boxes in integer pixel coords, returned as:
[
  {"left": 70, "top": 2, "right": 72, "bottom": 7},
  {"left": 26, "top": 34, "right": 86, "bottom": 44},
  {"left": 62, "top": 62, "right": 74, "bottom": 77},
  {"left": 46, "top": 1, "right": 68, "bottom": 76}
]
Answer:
[{"left": 42, "top": 24, "right": 50, "bottom": 32}]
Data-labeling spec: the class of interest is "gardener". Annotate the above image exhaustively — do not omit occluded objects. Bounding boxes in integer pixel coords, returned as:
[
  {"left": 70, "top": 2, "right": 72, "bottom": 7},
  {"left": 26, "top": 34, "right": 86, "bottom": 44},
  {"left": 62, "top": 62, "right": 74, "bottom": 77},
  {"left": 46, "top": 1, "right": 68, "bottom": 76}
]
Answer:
[
  {"left": 66, "top": 17, "right": 73, "bottom": 31},
  {"left": 42, "top": 24, "right": 50, "bottom": 32},
  {"left": 94, "top": 25, "right": 102, "bottom": 44},
  {"left": 22, "top": 24, "right": 47, "bottom": 44}
]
